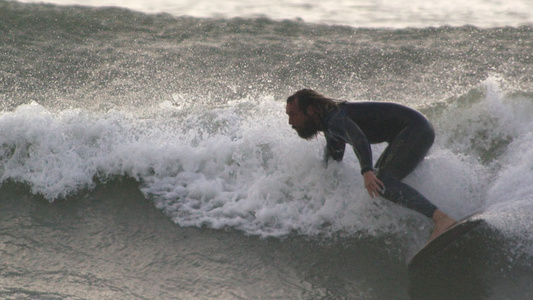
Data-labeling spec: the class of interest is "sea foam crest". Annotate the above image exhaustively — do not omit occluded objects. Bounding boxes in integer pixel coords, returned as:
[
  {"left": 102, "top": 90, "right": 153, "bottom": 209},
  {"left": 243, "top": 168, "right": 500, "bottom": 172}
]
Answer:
[{"left": 1, "top": 82, "right": 533, "bottom": 238}]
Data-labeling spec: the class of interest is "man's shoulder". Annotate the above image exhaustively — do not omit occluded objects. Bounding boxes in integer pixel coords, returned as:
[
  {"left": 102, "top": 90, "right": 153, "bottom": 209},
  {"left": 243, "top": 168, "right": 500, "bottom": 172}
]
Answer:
[
  {"left": 325, "top": 105, "right": 347, "bottom": 123},
  {"left": 324, "top": 106, "right": 350, "bottom": 137}
]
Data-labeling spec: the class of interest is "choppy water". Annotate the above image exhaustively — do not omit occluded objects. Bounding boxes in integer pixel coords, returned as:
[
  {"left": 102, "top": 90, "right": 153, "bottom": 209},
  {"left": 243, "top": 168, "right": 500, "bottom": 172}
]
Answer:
[{"left": 1, "top": 0, "right": 533, "bottom": 299}]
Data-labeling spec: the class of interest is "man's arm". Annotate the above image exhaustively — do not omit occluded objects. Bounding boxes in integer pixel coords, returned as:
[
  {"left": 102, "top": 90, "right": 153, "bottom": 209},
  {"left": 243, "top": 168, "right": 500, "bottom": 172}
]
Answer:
[
  {"left": 326, "top": 112, "right": 384, "bottom": 197},
  {"left": 324, "top": 134, "right": 346, "bottom": 166},
  {"left": 340, "top": 118, "right": 384, "bottom": 197},
  {"left": 340, "top": 117, "right": 373, "bottom": 174}
]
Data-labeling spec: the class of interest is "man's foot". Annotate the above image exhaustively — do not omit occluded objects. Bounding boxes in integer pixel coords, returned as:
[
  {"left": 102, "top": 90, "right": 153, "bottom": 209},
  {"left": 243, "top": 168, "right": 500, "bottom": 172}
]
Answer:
[{"left": 428, "top": 209, "right": 457, "bottom": 242}]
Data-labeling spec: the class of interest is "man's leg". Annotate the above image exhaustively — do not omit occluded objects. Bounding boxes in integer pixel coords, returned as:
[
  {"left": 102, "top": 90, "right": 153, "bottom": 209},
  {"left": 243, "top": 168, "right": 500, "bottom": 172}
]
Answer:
[
  {"left": 374, "top": 122, "right": 437, "bottom": 216},
  {"left": 375, "top": 122, "right": 434, "bottom": 181},
  {"left": 376, "top": 170, "right": 437, "bottom": 218},
  {"left": 374, "top": 123, "right": 456, "bottom": 240}
]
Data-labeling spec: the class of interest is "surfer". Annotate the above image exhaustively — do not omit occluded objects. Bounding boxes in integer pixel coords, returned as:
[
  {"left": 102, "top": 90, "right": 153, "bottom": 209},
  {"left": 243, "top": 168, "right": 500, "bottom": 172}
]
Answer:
[{"left": 285, "top": 89, "right": 456, "bottom": 240}]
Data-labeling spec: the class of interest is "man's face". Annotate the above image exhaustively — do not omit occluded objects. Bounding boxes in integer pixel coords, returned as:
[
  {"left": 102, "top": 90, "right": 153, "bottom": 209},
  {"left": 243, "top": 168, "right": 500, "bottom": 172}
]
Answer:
[{"left": 286, "top": 99, "right": 319, "bottom": 140}]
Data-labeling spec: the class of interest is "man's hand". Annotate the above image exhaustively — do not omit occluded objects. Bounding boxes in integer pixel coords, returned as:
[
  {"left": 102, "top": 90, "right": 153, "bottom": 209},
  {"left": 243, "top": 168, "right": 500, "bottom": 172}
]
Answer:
[{"left": 363, "top": 170, "right": 384, "bottom": 198}]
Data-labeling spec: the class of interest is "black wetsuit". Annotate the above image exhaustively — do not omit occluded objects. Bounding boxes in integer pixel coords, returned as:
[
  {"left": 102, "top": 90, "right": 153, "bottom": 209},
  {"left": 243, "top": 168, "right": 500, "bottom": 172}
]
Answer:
[{"left": 323, "top": 101, "right": 438, "bottom": 218}]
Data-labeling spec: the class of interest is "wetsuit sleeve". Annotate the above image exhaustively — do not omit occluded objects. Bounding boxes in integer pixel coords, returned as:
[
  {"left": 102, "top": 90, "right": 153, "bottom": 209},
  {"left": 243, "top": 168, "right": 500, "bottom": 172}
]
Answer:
[
  {"left": 324, "top": 133, "right": 346, "bottom": 163},
  {"left": 337, "top": 117, "right": 374, "bottom": 174}
]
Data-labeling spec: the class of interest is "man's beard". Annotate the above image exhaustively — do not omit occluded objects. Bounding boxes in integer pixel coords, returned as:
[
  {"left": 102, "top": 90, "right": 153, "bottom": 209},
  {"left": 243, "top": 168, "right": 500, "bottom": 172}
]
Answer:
[{"left": 295, "top": 118, "right": 320, "bottom": 140}]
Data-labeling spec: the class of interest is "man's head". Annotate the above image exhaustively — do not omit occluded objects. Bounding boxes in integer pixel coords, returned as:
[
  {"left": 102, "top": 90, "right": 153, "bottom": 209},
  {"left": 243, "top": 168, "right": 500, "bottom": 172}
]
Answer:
[
  {"left": 285, "top": 89, "right": 341, "bottom": 139},
  {"left": 286, "top": 96, "right": 320, "bottom": 139}
]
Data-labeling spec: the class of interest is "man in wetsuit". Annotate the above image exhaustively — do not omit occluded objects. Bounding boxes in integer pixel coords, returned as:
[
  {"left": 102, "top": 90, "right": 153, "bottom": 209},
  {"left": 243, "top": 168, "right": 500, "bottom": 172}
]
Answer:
[{"left": 285, "top": 89, "right": 456, "bottom": 240}]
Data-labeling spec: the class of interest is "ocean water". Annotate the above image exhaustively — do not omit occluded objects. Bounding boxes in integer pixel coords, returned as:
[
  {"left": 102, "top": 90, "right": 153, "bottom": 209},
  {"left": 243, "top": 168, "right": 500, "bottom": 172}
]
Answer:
[
  {"left": 1, "top": 0, "right": 533, "bottom": 299},
  {"left": 14, "top": 0, "right": 533, "bottom": 28}
]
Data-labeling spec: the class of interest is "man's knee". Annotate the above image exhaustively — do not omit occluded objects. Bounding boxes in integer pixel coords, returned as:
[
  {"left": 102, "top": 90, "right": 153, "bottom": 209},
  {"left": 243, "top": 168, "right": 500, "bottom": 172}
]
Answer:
[{"left": 376, "top": 168, "right": 401, "bottom": 184}]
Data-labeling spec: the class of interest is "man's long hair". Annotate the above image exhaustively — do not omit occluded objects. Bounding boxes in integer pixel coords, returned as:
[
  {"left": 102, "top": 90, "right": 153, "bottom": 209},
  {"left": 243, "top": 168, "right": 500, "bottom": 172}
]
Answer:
[{"left": 286, "top": 89, "right": 345, "bottom": 119}]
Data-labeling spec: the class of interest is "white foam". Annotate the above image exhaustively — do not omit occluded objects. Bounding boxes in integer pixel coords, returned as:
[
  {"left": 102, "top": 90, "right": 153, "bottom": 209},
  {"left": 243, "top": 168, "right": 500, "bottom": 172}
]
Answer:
[{"left": 2, "top": 81, "right": 533, "bottom": 238}]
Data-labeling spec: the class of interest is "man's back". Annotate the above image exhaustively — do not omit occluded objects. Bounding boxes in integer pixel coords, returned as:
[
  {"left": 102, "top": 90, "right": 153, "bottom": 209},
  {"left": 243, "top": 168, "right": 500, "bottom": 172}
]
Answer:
[{"left": 331, "top": 102, "right": 431, "bottom": 144}]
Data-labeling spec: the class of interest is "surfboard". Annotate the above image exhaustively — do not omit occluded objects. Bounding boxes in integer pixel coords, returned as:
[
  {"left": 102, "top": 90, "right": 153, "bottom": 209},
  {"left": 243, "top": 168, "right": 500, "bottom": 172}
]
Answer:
[{"left": 408, "top": 213, "right": 485, "bottom": 271}]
